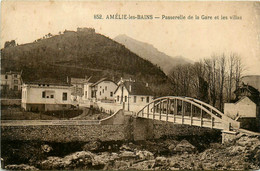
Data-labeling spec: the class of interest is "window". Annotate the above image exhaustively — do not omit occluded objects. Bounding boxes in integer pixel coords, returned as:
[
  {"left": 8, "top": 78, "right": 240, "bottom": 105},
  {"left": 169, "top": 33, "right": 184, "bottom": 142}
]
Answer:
[
  {"left": 102, "top": 89, "right": 104, "bottom": 93},
  {"left": 62, "top": 92, "right": 67, "bottom": 101},
  {"left": 146, "top": 97, "right": 149, "bottom": 103},
  {"left": 117, "top": 96, "right": 119, "bottom": 101},
  {"left": 105, "top": 86, "right": 107, "bottom": 91},
  {"left": 100, "top": 91, "right": 101, "bottom": 95},
  {"left": 134, "top": 96, "right": 137, "bottom": 103},
  {"left": 5, "top": 75, "right": 8, "bottom": 79},
  {"left": 42, "top": 91, "right": 46, "bottom": 98},
  {"left": 91, "top": 91, "right": 95, "bottom": 98},
  {"left": 14, "top": 75, "right": 17, "bottom": 78},
  {"left": 125, "top": 96, "right": 127, "bottom": 102},
  {"left": 110, "top": 92, "right": 113, "bottom": 97},
  {"left": 85, "top": 91, "right": 88, "bottom": 98},
  {"left": 14, "top": 86, "right": 18, "bottom": 91},
  {"left": 14, "top": 80, "right": 18, "bottom": 84},
  {"left": 141, "top": 97, "right": 144, "bottom": 102},
  {"left": 50, "top": 95, "right": 54, "bottom": 98}
]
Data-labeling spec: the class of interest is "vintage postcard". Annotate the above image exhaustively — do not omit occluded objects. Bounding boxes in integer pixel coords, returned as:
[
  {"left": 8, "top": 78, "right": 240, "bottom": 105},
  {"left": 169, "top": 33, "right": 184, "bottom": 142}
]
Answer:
[{"left": 1, "top": 1, "right": 260, "bottom": 170}]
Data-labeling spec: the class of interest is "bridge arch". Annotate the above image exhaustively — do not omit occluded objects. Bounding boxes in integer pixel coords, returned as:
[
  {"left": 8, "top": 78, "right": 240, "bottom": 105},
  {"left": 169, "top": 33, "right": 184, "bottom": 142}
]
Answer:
[{"left": 136, "top": 96, "right": 240, "bottom": 131}]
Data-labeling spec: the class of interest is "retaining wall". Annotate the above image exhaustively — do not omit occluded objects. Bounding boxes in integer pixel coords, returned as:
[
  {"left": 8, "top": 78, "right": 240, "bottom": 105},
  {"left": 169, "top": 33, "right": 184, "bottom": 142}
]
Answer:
[{"left": 1, "top": 110, "right": 220, "bottom": 142}]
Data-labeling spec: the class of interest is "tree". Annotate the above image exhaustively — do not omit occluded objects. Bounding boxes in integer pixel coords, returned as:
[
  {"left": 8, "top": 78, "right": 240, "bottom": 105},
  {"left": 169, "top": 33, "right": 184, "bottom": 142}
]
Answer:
[
  {"left": 217, "top": 53, "right": 226, "bottom": 111},
  {"left": 234, "top": 55, "right": 244, "bottom": 100},
  {"left": 227, "top": 53, "right": 235, "bottom": 102}
]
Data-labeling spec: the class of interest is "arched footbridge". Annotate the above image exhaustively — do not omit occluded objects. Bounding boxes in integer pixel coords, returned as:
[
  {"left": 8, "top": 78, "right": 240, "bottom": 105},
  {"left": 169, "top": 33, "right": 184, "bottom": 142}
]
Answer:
[{"left": 136, "top": 96, "right": 240, "bottom": 131}]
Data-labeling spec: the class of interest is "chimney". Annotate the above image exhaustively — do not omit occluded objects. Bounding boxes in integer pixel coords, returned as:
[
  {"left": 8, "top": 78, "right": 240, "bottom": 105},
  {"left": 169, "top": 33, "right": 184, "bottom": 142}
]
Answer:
[
  {"left": 146, "top": 83, "right": 149, "bottom": 87},
  {"left": 67, "top": 76, "right": 71, "bottom": 85},
  {"left": 129, "top": 85, "right": 132, "bottom": 92}
]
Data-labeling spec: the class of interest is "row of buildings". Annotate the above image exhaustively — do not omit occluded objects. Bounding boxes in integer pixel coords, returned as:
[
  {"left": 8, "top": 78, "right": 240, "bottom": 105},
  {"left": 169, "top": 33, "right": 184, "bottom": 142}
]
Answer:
[
  {"left": 21, "top": 76, "right": 154, "bottom": 113},
  {"left": 1, "top": 71, "right": 259, "bottom": 130}
]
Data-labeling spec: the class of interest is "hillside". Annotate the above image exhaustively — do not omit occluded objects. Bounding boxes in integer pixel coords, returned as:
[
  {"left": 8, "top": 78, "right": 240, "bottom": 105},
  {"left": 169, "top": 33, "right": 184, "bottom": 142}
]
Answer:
[
  {"left": 1, "top": 28, "right": 172, "bottom": 96},
  {"left": 114, "top": 34, "right": 190, "bottom": 74}
]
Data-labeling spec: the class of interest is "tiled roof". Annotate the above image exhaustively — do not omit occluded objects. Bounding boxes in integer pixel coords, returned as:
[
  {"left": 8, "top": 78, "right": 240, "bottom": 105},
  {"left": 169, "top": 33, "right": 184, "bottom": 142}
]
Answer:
[
  {"left": 24, "top": 78, "right": 71, "bottom": 86},
  {"left": 71, "top": 77, "right": 87, "bottom": 84},
  {"left": 234, "top": 84, "right": 260, "bottom": 95},
  {"left": 86, "top": 76, "right": 104, "bottom": 84},
  {"left": 116, "top": 81, "right": 154, "bottom": 96},
  {"left": 91, "top": 78, "right": 117, "bottom": 87}
]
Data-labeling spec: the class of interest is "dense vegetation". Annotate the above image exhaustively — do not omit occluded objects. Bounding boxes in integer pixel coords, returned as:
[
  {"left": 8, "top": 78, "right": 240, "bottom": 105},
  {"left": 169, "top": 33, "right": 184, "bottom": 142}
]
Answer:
[{"left": 1, "top": 29, "right": 172, "bottom": 96}]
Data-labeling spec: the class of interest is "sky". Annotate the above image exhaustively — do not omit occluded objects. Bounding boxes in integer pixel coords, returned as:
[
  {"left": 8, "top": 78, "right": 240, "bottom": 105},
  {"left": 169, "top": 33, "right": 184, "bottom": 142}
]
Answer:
[{"left": 1, "top": 1, "right": 260, "bottom": 75}]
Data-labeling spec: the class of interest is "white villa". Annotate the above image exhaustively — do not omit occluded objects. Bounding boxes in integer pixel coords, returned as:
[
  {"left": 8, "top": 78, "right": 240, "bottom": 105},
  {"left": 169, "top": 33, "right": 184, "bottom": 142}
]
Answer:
[
  {"left": 21, "top": 80, "right": 73, "bottom": 112},
  {"left": 224, "top": 96, "right": 258, "bottom": 119},
  {"left": 114, "top": 79, "right": 154, "bottom": 112},
  {"left": 83, "top": 77, "right": 118, "bottom": 102}
]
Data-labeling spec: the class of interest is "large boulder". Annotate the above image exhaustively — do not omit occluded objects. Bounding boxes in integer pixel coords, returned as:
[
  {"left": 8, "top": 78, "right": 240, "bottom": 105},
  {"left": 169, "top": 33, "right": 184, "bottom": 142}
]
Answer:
[
  {"left": 82, "top": 141, "right": 102, "bottom": 151},
  {"left": 92, "top": 152, "right": 119, "bottom": 167},
  {"left": 136, "top": 150, "right": 154, "bottom": 160},
  {"left": 173, "top": 140, "right": 196, "bottom": 154},
  {"left": 40, "top": 151, "right": 94, "bottom": 170}
]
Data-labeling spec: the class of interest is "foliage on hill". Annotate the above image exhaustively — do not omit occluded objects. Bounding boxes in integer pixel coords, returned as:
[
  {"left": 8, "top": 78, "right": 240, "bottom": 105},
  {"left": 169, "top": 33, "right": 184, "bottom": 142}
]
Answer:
[{"left": 1, "top": 29, "right": 172, "bottom": 96}]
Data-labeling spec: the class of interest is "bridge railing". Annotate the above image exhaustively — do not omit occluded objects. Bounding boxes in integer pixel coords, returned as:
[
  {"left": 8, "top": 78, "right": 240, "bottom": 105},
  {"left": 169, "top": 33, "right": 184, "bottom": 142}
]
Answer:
[
  {"left": 136, "top": 96, "right": 240, "bottom": 130},
  {"left": 184, "top": 97, "right": 240, "bottom": 129}
]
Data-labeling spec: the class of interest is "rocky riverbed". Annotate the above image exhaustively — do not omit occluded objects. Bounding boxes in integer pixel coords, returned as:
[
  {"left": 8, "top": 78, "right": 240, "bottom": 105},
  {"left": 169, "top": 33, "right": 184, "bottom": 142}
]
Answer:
[{"left": 2, "top": 133, "right": 260, "bottom": 170}]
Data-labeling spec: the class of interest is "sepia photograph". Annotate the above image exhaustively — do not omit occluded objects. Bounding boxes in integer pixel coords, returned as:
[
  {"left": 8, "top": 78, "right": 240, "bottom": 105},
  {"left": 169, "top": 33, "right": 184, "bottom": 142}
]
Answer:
[{"left": 1, "top": 1, "right": 260, "bottom": 170}]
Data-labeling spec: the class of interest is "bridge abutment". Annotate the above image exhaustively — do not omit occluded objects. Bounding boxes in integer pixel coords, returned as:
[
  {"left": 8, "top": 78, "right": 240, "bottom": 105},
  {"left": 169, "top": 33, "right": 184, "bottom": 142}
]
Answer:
[{"left": 221, "top": 131, "right": 238, "bottom": 144}]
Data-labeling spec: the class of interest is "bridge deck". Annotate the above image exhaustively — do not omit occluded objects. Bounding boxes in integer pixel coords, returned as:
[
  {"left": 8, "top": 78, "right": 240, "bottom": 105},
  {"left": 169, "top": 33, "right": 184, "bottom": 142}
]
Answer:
[{"left": 138, "top": 112, "right": 227, "bottom": 130}]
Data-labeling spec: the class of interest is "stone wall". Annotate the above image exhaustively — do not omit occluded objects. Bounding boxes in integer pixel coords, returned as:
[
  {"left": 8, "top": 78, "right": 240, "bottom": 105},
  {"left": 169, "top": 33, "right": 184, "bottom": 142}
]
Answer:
[
  {"left": 132, "top": 118, "right": 220, "bottom": 141},
  {"left": 1, "top": 110, "right": 220, "bottom": 142},
  {"left": 1, "top": 125, "right": 128, "bottom": 142}
]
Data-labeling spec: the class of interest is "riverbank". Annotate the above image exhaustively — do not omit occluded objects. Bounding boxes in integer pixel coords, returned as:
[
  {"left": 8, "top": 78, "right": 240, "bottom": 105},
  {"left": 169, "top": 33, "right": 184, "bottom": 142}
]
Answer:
[{"left": 2, "top": 133, "right": 260, "bottom": 170}]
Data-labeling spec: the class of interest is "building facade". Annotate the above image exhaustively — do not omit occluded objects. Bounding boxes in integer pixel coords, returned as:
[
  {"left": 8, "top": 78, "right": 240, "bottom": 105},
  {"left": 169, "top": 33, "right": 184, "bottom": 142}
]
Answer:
[
  {"left": 70, "top": 77, "right": 88, "bottom": 101},
  {"left": 224, "top": 76, "right": 260, "bottom": 132},
  {"left": 1, "top": 71, "right": 22, "bottom": 91},
  {"left": 114, "top": 80, "right": 154, "bottom": 112},
  {"left": 83, "top": 78, "right": 118, "bottom": 102},
  {"left": 21, "top": 82, "right": 72, "bottom": 112},
  {"left": 224, "top": 96, "right": 258, "bottom": 119}
]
